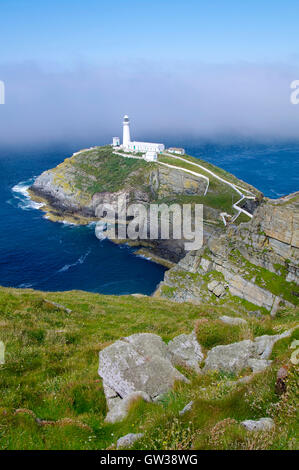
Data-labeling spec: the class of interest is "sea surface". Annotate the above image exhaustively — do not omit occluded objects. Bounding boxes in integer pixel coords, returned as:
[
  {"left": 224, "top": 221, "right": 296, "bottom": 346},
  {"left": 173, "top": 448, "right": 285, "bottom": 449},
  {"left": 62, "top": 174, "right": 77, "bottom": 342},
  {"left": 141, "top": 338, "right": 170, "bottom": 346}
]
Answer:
[{"left": 0, "top": 141, "right": 298, "bottom": 295}]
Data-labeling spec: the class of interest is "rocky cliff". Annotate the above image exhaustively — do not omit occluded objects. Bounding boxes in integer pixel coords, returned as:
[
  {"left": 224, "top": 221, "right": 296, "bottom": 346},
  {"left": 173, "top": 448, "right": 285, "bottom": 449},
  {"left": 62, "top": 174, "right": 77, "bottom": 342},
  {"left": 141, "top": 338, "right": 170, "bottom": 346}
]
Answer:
[
  {"left": 156, "top": 192, "right": 299, "bottom": 314},
  {"left": 30, "top": 145, "right": 298, "bottom": 313},
  {"left": 31, "top": 146, "right": 208, "bottom": 220},
  {"left": 30, "top": 145, "right": 258, "bottom": 263}
]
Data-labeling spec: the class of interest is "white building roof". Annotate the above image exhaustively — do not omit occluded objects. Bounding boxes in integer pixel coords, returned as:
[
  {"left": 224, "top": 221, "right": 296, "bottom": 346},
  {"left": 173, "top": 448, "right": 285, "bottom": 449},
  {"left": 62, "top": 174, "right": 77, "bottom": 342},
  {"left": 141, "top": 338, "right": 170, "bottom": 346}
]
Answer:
[{"left": 130, "top": 141, "right": 164, "bottom": 146}]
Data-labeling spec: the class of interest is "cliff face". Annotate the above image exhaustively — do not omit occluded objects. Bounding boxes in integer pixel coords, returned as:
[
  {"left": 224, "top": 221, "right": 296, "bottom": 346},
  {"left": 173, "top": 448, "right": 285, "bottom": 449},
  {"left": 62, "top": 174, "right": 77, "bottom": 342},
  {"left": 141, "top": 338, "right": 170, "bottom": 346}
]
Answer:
[
  {"left": 31, "top": 146, "right": 208, "bottom": 222},
  {"left": 30, "top": 145, "right": 299, "bottom": 313},
  {"left": 156, "top": 193, "right": 299, "bottom": 314},
  {"left": 30, "top": 146, "right": 217, "bottom": 263}
]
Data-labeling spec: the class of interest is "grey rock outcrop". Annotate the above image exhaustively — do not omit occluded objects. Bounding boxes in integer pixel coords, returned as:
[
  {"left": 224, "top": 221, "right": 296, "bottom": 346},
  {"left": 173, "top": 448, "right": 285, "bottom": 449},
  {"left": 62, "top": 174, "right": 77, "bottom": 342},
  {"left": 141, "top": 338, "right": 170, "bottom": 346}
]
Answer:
[
  {"left": 167, "top": 331, "right": 204, "bottom": 373},
  {"left": 157, "top": 193, "right": 299, "bottom": 311},
  {"left": 219, "top": 315, "right": 247, "bottom": 326},
  {"left": 99, "top": 335, "right": 187, "bottom": 401},
  {"left": 179, "top": 401, "right": 194, "bottom": 416},
  {"left": 125, "top": 333, "right": 169, "bottom": 360},
  {"left": 44, "top": 299, "right": 72, "bottom": 314},
  {"left": 241, "top": 418, "right": 275, "bottom": 432},
  {"left": 204, "top": 339, "right": 254, "bottom": 374},
  {"left": 208, "top": 280, "right": 227, "bottom": 298},
  {"left": 99, "top": 333, "right": 191, "bottom": 422},
  {"left": 203, "top": 329, "right": 293, "bottom": 374},
  {"left": 116, "top": 433, "right": 144, "bottom": 449},
  {"left": 105, "top": 391, "right": 150, "bottom": 424}
]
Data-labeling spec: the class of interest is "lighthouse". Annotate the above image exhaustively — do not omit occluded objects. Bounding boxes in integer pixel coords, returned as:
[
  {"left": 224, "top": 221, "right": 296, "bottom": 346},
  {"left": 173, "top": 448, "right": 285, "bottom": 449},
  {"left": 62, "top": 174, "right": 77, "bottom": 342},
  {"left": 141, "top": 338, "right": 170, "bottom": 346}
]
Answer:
[
  {"left": 116, "top": 114, "right": 165, "bottom": 156},
  {"left": 122, "top": 115, "right": 131, "bottom": 148}
]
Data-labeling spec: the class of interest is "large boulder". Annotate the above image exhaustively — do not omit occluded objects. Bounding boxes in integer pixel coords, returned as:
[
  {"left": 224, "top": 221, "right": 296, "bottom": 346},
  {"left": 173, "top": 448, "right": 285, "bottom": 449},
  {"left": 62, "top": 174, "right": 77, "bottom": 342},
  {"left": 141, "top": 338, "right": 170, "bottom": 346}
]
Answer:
[
  {"left": 99, "top": 335, "right": 187, "bottom": 401},
  {"left": 203, "top": 339, "right": 254, "bottom": 374},
  {"left": 167, "top": 331, "right": 204, "bottom": 373},
  {"left": 125, "top": 333, "right": 169, "bottom": 360},
  {"left": 253, "top": 330, "right": 293, "bottom": 360},
  {"left": 241, "top": 418, "right": 275, "bottom": 432},
  {"left": 99, "top": 333, "right": 190, "bottom": 421},
  {"left": 203, "top": 329, "right": 294, "bottom": 374},
  {"left": 105, "top": 391, "right": 150, "bottom": 424}
]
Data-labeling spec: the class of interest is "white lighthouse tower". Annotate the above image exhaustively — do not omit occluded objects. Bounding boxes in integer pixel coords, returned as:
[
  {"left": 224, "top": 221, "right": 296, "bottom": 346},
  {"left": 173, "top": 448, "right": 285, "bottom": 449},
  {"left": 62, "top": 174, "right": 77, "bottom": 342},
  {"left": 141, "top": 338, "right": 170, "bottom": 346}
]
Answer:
[{"left": 122, "top": 115, "right": 131, "bottom": 149}]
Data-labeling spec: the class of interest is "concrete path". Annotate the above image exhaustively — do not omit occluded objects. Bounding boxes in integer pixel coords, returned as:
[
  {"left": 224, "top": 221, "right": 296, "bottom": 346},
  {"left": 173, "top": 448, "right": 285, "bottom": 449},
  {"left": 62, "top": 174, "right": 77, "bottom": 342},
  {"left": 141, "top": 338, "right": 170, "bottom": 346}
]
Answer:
[
  {"left": 163, "top": 152, "right": 256, "bottom": 223},
  {"left": 113, "top": 150, "right": 256, "bottom": 224}
]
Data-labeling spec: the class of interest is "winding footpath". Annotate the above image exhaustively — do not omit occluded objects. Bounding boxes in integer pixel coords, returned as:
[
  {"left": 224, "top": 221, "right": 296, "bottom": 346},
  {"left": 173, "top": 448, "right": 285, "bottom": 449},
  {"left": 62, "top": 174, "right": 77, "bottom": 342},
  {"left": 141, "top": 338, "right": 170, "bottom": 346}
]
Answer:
[
  {"left": 163, "top": 152, "right": 256, "bottom": 223},
  {"left": 113, "top": 150, "right": 256, "bottom": 225}
]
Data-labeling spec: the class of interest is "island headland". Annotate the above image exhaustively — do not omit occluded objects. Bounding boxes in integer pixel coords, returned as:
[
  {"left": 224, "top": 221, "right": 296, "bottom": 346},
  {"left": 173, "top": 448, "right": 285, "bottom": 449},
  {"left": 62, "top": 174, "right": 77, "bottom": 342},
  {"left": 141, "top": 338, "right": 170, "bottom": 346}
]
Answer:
[
  {"left": 29, "top": 143, "right": 298, "bottom": 314},
  {"left": 1, "top": 138, "right": 298, "bottom": 450}
]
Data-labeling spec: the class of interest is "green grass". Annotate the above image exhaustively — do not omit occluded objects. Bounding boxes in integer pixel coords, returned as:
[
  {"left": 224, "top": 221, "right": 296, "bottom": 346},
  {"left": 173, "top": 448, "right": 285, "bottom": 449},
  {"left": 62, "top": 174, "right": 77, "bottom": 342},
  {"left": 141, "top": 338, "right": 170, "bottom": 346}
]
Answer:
[
  {"left": 162, "top": 152, "right": 261, "bottom": 197},
  {"left": 71, "top": 147, "right": 150, "bottom": 194},
  {"left": 229, "top": 249, "right": 299, "bottom": 305},
  {"left": 43, "top": 146, "right": 260, "bottom": 227},
  {"left": 0, "top": 286, "right": 298, "bottom": 450},
  {"left": 195, "top": 319, "right": 249, "bottom": 349}
]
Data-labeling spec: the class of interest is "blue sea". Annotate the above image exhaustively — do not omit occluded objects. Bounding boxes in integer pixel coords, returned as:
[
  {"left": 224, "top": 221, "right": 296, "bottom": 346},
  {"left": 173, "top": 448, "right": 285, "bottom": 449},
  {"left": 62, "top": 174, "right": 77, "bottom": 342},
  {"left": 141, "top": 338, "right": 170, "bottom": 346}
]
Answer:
[{"left": 0, "top": 141, "right": 298, "bottom": 295}]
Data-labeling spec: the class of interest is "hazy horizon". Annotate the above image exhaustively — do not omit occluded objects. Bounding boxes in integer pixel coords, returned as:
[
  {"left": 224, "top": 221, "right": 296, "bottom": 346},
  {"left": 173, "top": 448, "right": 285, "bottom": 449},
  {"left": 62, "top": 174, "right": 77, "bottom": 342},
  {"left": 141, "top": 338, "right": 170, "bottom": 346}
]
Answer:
[{"left": 1, "top": 1, "right": 299, "bottom": 148}]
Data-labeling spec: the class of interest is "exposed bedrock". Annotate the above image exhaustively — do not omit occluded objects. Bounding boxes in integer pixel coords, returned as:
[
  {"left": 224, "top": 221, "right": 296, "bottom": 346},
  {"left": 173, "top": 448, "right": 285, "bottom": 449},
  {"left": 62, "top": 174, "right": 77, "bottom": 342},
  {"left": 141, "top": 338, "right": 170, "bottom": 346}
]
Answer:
[
  {"left": 157, "top": 193, "right": 299, "bottom": 312},
  {"left": 98, "top": 332, "right": 203, "bottom": 422},
  {"left": 98, "top": 328, "right": 296, "bottom": 422}
]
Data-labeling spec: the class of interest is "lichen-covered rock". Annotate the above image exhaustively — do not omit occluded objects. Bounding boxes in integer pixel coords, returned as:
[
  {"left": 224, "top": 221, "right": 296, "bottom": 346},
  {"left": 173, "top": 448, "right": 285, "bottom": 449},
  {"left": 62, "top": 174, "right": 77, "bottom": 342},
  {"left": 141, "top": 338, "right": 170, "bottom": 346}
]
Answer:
[
  {"left": 203, "top": 329, "right": 293, "bottom": 374},
  {"left": 157, "top": 193, "right": 299, "bottom": 311},
  {"left": 99, "top": 333, "right": 190, "bottom": 421},
  {"left": 124, "top": 333, "right": 169, "bottom": 361},
  {"left": 208, "top": 280, "right": 227, "bottom": 297},
  {"left": 254, "top": 329, "right": 294, "bottom": 360},
  {"left": 203, "top": 340, "right": 254, "bottom": 374},
  {"left": 99, "top": 337, "right": 187, "bottom": 401},
  {"left": 116, "top": 433, "right": 144, "bottom": 449},
  {"left": 167, "top": 331, "right": 204, "bottom": 373},
  {"left": 247, "top": 358, "right": 272, "bottom": 373},
  {"left": 219, "top": 315, "right": 247, "bottom": 326},
  {"left": 105, "top": 391, "right": 150, "bottom": 424},
  {"left": 103, "top": 382, "right": 122, "bottom": 410},
  {"left": 241, "top": 418, "right": 275, "bottom": 432}
]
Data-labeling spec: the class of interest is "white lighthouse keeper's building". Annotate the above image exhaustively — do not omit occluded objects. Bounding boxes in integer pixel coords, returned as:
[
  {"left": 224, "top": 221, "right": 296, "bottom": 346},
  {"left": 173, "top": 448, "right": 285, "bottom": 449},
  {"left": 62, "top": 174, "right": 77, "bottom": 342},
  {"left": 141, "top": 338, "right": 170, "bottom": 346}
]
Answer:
[{"left": 121, "top": 115, "right": 165, "bottom": 154}]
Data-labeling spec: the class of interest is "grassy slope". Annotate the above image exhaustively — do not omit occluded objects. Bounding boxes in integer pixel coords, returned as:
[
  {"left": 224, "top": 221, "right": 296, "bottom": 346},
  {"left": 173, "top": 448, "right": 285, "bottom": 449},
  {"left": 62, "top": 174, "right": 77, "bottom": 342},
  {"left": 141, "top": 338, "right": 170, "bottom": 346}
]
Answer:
[
  {"left": 0, "top": 286, "right": 298, "bottom": 450},
  {"left": 52, "top": 146, "right": 150, "bottom": 199},
  {"left": 42, "top": 147, "right": 258, "bottom": 223},
  {"left": 158, "top": 154, "right": 254, "bottom": 222},
  {"left": 166, "top": 152, "right": 261, "bottom": 197}
]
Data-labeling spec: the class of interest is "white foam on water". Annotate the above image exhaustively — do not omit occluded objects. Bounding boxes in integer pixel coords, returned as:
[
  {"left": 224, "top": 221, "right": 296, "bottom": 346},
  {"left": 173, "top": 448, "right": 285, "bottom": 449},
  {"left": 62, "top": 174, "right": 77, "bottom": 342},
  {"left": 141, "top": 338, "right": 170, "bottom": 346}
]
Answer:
[
  {"left": 61, "top": 220, "right": 77, "bottom": 226},
  {"left": 269, "top": 189, "right": 285, "bottom": 197},
  {"left": 11, "top": 179, "right": 45, "bottom": 211},
  {"left": 136, "top": 254, "right": 151, "bottom": 261},
  {"left": 42, "top": 214, "right": 77, "bottom": 226},
  {"left": 58, "top": 250, "right": 91, "bottom": 273}
]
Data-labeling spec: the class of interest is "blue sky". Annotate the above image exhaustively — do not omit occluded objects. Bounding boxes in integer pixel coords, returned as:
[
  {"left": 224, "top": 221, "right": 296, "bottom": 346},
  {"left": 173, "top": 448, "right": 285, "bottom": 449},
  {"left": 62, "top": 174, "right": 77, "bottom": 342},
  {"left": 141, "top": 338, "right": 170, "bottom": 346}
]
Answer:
[
  {"left": 1, "top": 0, "right": 299, "bottom": 145},
  {"left": 1, "top": 0, "right": 299, "bottom": 65}
]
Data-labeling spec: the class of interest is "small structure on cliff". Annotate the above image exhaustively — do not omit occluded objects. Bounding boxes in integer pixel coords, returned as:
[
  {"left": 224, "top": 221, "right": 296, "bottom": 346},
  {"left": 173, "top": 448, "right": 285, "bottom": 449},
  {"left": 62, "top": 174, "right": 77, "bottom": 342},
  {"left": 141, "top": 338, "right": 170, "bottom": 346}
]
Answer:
[
  {"left": 116, "top": 115, "right": 165, "bottom": 157},
  {"left": 112, "top": 137, "right": 120, "bottom": 147},
  {"left": 168, "top": 147, "right": 185, "bottom": 155}
]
